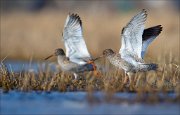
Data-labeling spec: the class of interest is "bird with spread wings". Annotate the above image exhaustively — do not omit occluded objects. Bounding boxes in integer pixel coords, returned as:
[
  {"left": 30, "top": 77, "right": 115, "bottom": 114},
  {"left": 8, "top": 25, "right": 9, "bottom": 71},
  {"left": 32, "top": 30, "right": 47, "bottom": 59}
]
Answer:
[
  {"left": 99, "top": 9, "right": 162, "bottom": 86},
  {"left": 45, "top": 13, "right": 99, "bottom": 79}
]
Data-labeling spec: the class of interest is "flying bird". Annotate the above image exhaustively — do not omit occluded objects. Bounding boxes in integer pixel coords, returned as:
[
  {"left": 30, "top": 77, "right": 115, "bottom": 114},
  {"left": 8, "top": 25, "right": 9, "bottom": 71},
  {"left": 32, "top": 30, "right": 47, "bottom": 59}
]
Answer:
[
  {"left": 45, "top": 13, "right": 99, "bottom": 79},
  {"left": 99, "top": 9, "right": 162, "bottom": 86}
]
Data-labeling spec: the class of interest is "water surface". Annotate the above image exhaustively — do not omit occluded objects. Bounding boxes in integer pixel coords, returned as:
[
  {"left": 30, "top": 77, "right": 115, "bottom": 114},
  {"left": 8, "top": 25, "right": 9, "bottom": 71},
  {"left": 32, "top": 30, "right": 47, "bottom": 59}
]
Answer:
[{"left": 1, "top": 90, "right": 179, "bottom": 115}]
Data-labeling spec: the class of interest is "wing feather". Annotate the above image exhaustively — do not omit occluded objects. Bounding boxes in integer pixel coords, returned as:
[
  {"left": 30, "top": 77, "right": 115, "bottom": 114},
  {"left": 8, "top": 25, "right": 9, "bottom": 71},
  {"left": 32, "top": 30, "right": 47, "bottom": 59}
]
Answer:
[
  {"left": 141, "top": 25, "right": 162, "bottom": 58},
  {"left": 62, "top": 13, "right": 91, "bottom": 65},
  {"left": 120, "top": 9, "right": 147, "bottom": 59}
]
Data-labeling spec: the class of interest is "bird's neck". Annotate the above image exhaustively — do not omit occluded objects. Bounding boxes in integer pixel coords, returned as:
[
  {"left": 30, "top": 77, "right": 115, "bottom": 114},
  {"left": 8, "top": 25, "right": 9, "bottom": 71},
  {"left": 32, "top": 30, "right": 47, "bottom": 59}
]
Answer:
[
  {"left": 107, "top": 53, "right": 116, "bottom": 60},
  {"left": 57, "top": 55, "right": 67, "bottom": 65}
]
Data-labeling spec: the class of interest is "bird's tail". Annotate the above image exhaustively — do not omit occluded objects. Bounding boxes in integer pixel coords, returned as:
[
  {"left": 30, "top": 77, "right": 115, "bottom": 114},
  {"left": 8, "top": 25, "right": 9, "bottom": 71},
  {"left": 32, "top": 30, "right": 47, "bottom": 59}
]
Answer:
[
  {"left": 76, "top": 63, "right": 95, "bottom": 73},
  {"left": 78, "top": 63, "right": 101, "bottom": 77},
  {"left": 139, "top": 63, "right": 158, "bottom": 71}
]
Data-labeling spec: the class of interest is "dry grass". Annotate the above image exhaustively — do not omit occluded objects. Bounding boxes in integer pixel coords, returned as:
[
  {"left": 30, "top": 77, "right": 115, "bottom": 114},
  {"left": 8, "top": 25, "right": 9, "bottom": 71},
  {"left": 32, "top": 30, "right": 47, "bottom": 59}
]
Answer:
[
  {"left": 0, "top": 56, "right": 179, "bottom": 92},
  {"left": 0, "top": 54, "right": 180, "bottom": 103}
]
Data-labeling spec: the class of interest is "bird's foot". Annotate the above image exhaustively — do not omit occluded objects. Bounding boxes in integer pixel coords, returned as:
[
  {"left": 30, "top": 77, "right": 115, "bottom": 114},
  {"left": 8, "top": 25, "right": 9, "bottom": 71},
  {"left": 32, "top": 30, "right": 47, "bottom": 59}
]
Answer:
[
  {"left": 87, "top": 60, "right": 96, "bottom": 69},
  {"left": 87, "top": 60, "right": 101, "bottom": 77}
]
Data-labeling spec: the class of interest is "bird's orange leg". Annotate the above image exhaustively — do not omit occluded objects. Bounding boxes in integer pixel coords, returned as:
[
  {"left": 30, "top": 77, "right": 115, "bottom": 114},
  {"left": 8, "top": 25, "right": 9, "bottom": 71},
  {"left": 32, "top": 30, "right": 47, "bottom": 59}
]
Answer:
[{"left": 87, "top": 60, "right": 101, "bottom": 77}]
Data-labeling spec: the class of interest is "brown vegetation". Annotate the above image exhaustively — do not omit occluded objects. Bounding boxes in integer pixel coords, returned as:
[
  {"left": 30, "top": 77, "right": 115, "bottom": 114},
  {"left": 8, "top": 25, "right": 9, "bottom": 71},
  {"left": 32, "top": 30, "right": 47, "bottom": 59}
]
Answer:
[{"left": 0, "top": 56, "right": 179, "bottom": 93}]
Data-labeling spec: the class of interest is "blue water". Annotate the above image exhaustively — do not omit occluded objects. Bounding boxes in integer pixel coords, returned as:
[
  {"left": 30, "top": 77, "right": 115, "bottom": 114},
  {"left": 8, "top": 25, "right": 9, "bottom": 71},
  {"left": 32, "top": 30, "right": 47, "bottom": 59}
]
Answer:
[
  {"left": 2, "top": 60, "right": 57, "bottom": 73},
  {"left": 1, "top": 90, "right": 179, "bottom": 115}
]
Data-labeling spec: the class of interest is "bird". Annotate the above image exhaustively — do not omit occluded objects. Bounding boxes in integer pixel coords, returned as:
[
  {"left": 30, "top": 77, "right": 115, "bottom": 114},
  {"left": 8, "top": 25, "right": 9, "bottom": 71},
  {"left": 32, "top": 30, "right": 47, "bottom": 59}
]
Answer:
[
  {"left": 45, "top": 13, "right": 100, "bottom": 79},
  {"left": 99, "top": 9, "right": 162, "bottom": 86}
]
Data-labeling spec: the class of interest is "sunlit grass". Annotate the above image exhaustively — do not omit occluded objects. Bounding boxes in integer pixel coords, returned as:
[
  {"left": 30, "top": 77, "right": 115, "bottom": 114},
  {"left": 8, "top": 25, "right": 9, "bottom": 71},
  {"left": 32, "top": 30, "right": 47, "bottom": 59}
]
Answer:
[{"left": 0, "top": 54, "right": 180, "bottom": 104}]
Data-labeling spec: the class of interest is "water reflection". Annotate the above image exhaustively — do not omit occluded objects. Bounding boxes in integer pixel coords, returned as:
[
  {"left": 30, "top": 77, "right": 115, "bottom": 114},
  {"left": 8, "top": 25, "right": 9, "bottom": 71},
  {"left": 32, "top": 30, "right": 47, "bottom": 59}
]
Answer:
[{"left": 2, "top": 60, "right": 57, "bottom": 73}]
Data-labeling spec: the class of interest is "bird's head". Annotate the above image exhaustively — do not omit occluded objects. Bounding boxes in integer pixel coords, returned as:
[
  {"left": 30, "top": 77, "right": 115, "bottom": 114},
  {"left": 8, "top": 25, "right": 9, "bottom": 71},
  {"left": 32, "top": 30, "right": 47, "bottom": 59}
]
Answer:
[
  {"left": 102, "top": 49, "right": 115, "bottom": 57},
  {"left": 54, "top": 48, "right": 65, "bottom": 56},
  {"left": 44, "top": 48, "right": 65, "bottom": 60},
  {"left": 92, "top": 49, "right": 115, "bottom": 61}
]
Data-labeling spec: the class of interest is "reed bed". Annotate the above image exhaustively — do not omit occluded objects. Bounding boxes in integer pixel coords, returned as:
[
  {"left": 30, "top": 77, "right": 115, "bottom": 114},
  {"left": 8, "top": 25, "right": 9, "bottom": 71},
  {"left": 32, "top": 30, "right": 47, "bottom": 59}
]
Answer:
[{"left": 0, "top": 54, "right": 180, "bottom": 104}]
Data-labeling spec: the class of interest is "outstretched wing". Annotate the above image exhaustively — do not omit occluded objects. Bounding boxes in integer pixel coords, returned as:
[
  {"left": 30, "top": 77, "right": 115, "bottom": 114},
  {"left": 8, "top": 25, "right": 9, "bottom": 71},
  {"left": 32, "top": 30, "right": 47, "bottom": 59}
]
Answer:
[
  {"left": 120, "top": 9, "right": 147, "bottom": 59},
  {"left": 62, "top": 13, "right": 91, "bottom": 65},
  {"left": 141, "top": 25, "right": 163, "bottom": 58}
]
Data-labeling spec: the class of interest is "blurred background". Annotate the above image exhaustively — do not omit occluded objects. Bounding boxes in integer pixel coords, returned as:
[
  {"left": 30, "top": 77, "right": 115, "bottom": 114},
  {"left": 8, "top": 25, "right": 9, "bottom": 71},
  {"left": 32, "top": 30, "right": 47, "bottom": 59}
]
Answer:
[{"left": 1, "top": 0, "right": 179, "bottom": 64}]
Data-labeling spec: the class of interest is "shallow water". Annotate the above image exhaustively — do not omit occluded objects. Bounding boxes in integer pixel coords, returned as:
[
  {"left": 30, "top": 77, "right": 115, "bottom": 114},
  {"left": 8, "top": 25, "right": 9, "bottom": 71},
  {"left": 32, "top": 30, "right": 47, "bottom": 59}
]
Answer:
[
  {"left": 1, "top": 90, "right": 179, "bottom": 114},
  {"left": 2, "top": 60, "right": 57, "bottom": 73}
]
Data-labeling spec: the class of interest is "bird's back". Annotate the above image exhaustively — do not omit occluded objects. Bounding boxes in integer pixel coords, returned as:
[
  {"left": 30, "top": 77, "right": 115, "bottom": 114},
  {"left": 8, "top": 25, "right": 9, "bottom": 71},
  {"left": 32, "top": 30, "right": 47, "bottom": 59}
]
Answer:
[
  {"left": 107, "top": 53, "right": 134, "bottom": 72},
  {"left": 74, "top": 63, "right": 95, "bottom": 73}
]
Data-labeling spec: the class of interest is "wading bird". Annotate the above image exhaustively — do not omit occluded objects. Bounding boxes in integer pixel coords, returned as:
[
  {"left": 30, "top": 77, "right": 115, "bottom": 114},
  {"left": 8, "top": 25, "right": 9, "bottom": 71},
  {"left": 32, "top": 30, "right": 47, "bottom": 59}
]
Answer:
[
  {"left": 45, "top": 13, "right": 99, "bottom": 79},
  {"left": 99, "top": 9, "right": 162, "bottom": 86}
]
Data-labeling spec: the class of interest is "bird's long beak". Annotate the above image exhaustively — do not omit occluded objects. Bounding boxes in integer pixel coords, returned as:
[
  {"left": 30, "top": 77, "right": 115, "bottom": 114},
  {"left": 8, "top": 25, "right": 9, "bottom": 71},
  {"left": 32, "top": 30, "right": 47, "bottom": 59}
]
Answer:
[
  {"left": 91, "top": 55, "right": 104, "bottom": 61},
  {"left": 44, "top": 54, "right": 54, "bottom": 60}
]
